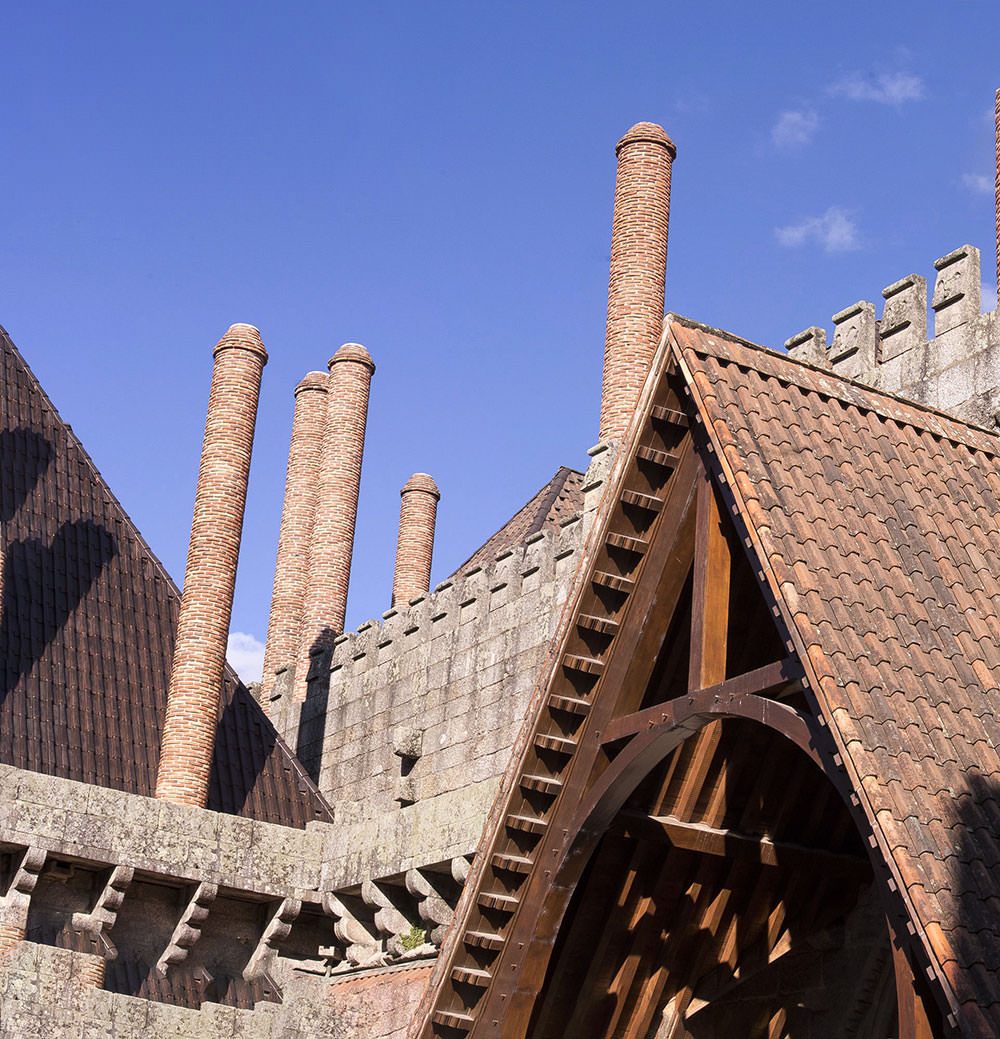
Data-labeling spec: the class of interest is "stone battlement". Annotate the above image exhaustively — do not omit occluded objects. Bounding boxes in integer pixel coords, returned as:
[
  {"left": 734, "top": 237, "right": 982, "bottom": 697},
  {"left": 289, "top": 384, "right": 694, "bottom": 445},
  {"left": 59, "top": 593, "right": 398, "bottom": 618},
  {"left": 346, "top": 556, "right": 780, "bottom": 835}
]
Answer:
[
  {"left": 277, "top": 509, "right": 586, "bottom": 819},
  {"left": 786, "top": 243, "right": 1000, "bottom": 429}
]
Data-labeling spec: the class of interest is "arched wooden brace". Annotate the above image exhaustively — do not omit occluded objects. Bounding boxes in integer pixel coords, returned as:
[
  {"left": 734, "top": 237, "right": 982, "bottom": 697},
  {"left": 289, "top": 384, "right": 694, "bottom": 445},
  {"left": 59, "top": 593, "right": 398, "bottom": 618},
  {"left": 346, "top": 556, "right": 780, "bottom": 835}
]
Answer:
[{"left": 513, "top": 692, "right": 942, "bottom": 1039}]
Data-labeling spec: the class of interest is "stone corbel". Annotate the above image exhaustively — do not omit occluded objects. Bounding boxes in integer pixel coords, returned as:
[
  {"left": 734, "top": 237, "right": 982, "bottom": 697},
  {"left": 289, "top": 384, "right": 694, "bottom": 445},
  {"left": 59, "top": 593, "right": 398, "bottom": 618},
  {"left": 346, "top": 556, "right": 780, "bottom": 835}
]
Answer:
[
  {"left": 450, "top": 855, "right": 473, "bottom": 886},
  {"left": 244, "top": 897, "right": 301, "bottom": 980},
  {"left": 361, "top": 878, "right": 423, "bottom": 955},
  {"left": 156, "top": 881, "right": 217, "bottom": 974},
  {"left": 322, "top": 891, "right": 380, "bottom": 966},
  {"left": 405, "top": 867, "right": 460, "bottom": 946},
  {"left": 71, "top": 864, "right": 134, "bottom": 961},
  {"left": 0, "top": 847, "right": 46, "bottom": 947}
]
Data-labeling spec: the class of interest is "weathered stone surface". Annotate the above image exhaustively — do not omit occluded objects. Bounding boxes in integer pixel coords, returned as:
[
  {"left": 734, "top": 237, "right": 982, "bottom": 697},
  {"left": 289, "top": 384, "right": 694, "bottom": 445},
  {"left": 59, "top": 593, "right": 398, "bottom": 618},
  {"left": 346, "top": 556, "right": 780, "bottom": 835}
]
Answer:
[
  {"left": 0, "top": 939, "right": 426, "bottom": 1038},
  {"left": 785, "top": 326, "right": 828, "bottom": 365},
  {"left": 932, "top": 244, "right": 981, "bottom": 336},
  {"left": 829, "top": 300, "right": 877, "bottom": 378},
  {"left": 785, "top": 246, "right": 999, "bottom": 430},
  {"left": 879, "top": 274, "right": 927, "bottom": 361}
]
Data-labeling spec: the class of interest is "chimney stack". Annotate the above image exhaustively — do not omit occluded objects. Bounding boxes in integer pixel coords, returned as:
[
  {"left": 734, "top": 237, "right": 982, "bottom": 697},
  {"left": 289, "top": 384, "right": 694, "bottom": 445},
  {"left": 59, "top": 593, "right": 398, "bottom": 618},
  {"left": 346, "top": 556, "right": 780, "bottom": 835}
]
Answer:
[
  {"left": 392, "top": 473, "right": 440, "bottom": 606},
  {"left": 296, "top": 343, "right": 375, "bottom": 695},
  {"left": 260, "top": 371, "right": 328, "bottom": 704},
  {"left": 156, "top": 324, "right": 267, "bottom": 808},
  {"left": 600, "top": 122, "right": 676, "bottom": 442},
  {"left": 994, "top": 88, "right": 999, "bottom": 295}
]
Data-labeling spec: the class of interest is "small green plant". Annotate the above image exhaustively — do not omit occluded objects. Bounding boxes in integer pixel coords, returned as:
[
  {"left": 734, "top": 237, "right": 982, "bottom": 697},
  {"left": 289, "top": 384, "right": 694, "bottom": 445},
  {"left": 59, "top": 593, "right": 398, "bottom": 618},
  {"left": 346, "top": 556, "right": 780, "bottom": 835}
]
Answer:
[{"left": 399, "top": 924, "right": 427, "bottom": 951}]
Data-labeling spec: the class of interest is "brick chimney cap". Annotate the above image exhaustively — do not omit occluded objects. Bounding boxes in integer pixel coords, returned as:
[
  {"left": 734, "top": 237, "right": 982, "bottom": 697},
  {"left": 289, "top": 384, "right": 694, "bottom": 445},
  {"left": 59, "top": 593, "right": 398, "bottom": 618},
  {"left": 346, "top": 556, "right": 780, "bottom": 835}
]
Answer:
[
  {"left": 214, "top": 323, "right": 268, "bottom": 362},
  {"left": 616, "top": 122, "right": 676, "bottom": 158},
  {"left": 329, "top": 342, "right": 376, "bottom": 374},
  {"left": 402, "top": 472, "right": 440, "bottom": 499},
  {"left": 295, "top": 371, "right": 329, "bottom": 395}
]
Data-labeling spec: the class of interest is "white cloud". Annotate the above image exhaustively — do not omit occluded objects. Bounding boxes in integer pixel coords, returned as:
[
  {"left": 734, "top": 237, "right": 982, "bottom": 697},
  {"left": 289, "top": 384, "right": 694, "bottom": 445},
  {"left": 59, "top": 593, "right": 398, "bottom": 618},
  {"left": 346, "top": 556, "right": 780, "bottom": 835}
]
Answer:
[
  {"left": 228, "top": 631, "right": 265, "bottom": 685},
  {"left": 829, "top": 71, "right": 924, "bottom": 105},
  {"left": 772, "top": 109, "right": 819, "bottom": 149},
  {"left": 984, "top": 281, "right": 998, "bottom": 312},
  {"left": 962, "top": 172, "right": 993, "bottom": 196},
  {"left": 775, "top": 208, "right": 861, "bottom": 253}
]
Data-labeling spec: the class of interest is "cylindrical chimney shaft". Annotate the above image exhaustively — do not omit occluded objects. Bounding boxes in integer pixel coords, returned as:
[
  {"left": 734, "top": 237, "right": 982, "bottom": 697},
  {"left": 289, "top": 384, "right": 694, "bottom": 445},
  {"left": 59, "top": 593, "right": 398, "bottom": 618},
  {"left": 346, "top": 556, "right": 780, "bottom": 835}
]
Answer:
[
  {"left": 392, "top": 473, "right": 440, "bottom": 606},
  {"left": 155, "top": 324, "right": 267, "bottom": 808},
  {"left": 994, "top": 88, "right": 999, "bottom": 295},
  {"left": 295, "top": 343, "right": 374, "bottom": 696},
  {"left": 261, "top": 372, "right": 328, "bottom": 705},
  {"left": 600, "top": 122, "right": 676, "bottom": 442}
]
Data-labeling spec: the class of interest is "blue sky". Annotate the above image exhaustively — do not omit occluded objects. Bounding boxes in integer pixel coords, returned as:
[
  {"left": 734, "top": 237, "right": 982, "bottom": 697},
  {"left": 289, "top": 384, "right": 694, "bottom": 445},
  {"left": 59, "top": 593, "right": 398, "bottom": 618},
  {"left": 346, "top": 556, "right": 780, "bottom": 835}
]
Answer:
[{"left": 2, "top": 2, "right": 998, "bottom": 681}]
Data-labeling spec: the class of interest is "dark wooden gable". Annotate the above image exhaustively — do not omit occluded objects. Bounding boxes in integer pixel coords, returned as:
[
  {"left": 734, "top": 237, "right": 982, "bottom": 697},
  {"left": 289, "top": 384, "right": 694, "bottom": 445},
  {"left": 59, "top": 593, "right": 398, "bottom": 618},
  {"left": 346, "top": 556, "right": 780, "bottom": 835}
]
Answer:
[
  {"left": 413, "top": 318, "right": 967, "bottom": 1038},
  {"left": 0, "top": 327, "right": 334, "bottom": 827}
]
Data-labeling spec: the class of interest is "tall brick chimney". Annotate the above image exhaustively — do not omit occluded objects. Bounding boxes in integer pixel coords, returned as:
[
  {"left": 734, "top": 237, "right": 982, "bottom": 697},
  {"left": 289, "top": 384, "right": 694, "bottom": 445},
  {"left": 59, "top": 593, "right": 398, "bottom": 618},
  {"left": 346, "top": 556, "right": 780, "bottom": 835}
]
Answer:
[
  {"left": 260, "top": 371, "right": 328, "bottom": 704},
  {"left": 155, "top": 323, "right": 267, "bottom": 808},
  {"left": 296, "top": 343, "right": 375, "bottom": 696},
  {"left": 600, "top": 121, "right": 676, "bottom": 442},
  {"left": 392, "top": 473, "right": 440, "bottom": 606},
  {"left": 994, "top": 88, "right": 999, "bottom": 294}
]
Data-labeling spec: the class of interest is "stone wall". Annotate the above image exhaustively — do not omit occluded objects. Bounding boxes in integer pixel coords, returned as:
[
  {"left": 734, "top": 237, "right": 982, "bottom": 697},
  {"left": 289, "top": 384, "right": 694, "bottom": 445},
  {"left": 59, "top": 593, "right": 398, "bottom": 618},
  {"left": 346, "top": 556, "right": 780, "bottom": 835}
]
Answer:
[
  {"left": 0, "top": 940, "right": 429, "bottom": 1038},
  {"left": 786, "top": 243, "right": 1000, "bottom": 429},
  {"left": 270, "top": 449, "right": 613, "bottom": 877},
  {"left": 0, "top": 760, "right": 463, "bottom": 1036}
]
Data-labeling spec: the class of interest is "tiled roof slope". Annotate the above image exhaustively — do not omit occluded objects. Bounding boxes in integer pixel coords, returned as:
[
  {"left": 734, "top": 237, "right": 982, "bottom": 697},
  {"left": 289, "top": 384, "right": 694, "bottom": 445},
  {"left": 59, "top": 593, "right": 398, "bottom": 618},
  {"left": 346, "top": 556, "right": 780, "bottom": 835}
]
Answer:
[
  {"left": 454, "top": 466, "right": 583, "bottom": 575},
  {"left": 671, "top": 318, "right": 1000, "bottom": 1035},
  {"left": 0, "top": 328, "right": 333, "bottom": 828}
]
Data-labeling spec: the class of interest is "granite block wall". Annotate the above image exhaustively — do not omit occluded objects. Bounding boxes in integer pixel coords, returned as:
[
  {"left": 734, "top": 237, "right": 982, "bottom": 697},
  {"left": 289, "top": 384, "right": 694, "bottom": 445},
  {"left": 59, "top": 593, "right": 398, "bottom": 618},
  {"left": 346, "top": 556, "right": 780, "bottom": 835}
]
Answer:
[
  {"left": 786, "top": 243, "right": 1000, "bottom": 430},
  {"left": 0, "top": 940, "right": 428, "bottom": 1038}
]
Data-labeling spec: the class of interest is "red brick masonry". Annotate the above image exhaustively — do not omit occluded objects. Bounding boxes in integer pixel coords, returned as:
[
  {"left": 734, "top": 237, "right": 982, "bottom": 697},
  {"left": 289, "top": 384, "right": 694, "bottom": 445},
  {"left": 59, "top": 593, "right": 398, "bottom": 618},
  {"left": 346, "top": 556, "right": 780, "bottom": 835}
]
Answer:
[
  {"left": 296, "top": 343, "right": 375, "bottom": 699},
  {"left": 155, "top": 324, "right": 267, "bottom": 807},
  {"left": 600, "top": 122, "right": 675, "bottom": 442},
  {"left": 261, "top": 371, "right": 328, "bottom": 703},
  {"left": 392, "top": 473, "right": 440, "bottom": 606}
]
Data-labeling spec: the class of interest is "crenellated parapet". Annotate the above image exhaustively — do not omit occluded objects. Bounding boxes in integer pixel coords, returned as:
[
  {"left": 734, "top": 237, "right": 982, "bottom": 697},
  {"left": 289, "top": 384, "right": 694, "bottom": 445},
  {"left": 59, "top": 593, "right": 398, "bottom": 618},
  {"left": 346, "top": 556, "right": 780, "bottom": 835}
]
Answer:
[{"left": 785, "top": 244, "right": 1000, "bottom": 428}]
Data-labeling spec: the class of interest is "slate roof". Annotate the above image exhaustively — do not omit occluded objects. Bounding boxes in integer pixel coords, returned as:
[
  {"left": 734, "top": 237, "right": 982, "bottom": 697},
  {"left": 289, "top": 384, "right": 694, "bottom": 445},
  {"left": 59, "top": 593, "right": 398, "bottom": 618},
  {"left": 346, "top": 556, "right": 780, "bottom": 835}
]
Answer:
[
  {"left": 0, "top": 327, "right": 333, "bottom": 828},
  {"left": 671, "top": 317, "right": 1000, "bottom": 1035},
  {"left": 455, "top": 465, "right": 584, "bottom": 575}
]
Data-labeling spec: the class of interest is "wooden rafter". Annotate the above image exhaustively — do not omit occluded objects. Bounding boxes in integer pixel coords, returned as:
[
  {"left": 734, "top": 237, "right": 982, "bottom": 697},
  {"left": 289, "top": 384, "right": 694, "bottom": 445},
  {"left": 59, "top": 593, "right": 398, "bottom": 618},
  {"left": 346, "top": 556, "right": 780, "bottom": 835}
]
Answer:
[
  {"left": 415, "top": 350, "right": 700, "bottom": 1037},
  {"left": 415, "top": 320, "right": 911, "bottom": 1039},
  {"left": 600, "top": 658, "right": 804, "bottom": 745},
  {"left": 610, "top": 811, "right": 869, "bottom": 877}
]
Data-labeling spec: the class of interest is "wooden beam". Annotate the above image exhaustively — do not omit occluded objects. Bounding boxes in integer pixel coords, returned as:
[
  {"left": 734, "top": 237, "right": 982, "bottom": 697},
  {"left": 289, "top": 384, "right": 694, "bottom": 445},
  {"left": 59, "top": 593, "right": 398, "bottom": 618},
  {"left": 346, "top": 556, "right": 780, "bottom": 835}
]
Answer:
[
  {"left": 601, "top": 658, "right": 804, "bottom": 745},
  {"left": 611, "top": 811, "right": 869, "bottom": 879},
  {"left": 689, "top": 469, "right": 731, "bottom": 692},
  {"left": 891, "top": 930, "right": 937, "bottom": 1039}
]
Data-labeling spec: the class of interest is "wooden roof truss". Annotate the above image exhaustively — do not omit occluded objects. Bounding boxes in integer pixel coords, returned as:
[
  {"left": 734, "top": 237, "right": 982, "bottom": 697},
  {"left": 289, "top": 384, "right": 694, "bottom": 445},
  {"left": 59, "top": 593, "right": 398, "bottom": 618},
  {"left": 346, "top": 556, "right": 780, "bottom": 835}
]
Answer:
[{"left": 414, "top": 323, "right": 948, "bottom": 1039}]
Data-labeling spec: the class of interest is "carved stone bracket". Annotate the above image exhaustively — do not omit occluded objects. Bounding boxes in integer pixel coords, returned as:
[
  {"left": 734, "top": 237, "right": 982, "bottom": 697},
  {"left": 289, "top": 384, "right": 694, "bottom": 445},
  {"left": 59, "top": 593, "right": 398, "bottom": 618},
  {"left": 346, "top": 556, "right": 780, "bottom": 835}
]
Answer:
[
  {"left": 0, "top": 847, "right": 46, "bottom": 945},
  {"left": 71, "top": 864, "right": 134, "bottom": 961},
  {"left": 450, "top": 855, "right": 473, "bottom": 886},
  {"left": 244, "top": 897, "right": 301, "bottom": 980},
  {"left": 362, "top": 878, "right": 423, "bottom": 955},
  {"left": 405, "top": 868, "right": 461, "bottom": 946},
  {"left": 156, "top": 881, "right": 217, "bottom": 974},
  {"left": 322, "top": 891, "right": 380, "bottom": 967}
]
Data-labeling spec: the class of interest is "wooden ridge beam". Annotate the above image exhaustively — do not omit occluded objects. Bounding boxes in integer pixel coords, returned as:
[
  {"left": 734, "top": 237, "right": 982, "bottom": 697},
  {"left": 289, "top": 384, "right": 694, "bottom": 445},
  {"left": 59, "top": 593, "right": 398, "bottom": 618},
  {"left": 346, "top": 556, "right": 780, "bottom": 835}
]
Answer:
[
  {"left": 600, "top": 657, "right": 804, "bottom": 746},
  {"left": 611, "top": 811, "right": 869, "bottom": 878}
]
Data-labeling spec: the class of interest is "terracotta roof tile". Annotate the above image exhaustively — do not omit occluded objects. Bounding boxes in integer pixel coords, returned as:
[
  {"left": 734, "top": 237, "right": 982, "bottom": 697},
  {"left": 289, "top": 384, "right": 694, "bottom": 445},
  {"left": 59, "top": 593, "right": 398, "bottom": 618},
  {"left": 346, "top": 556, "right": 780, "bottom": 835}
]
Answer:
[{"left": 671, "top": 317, "right": 1000, "bottom": 1032}]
